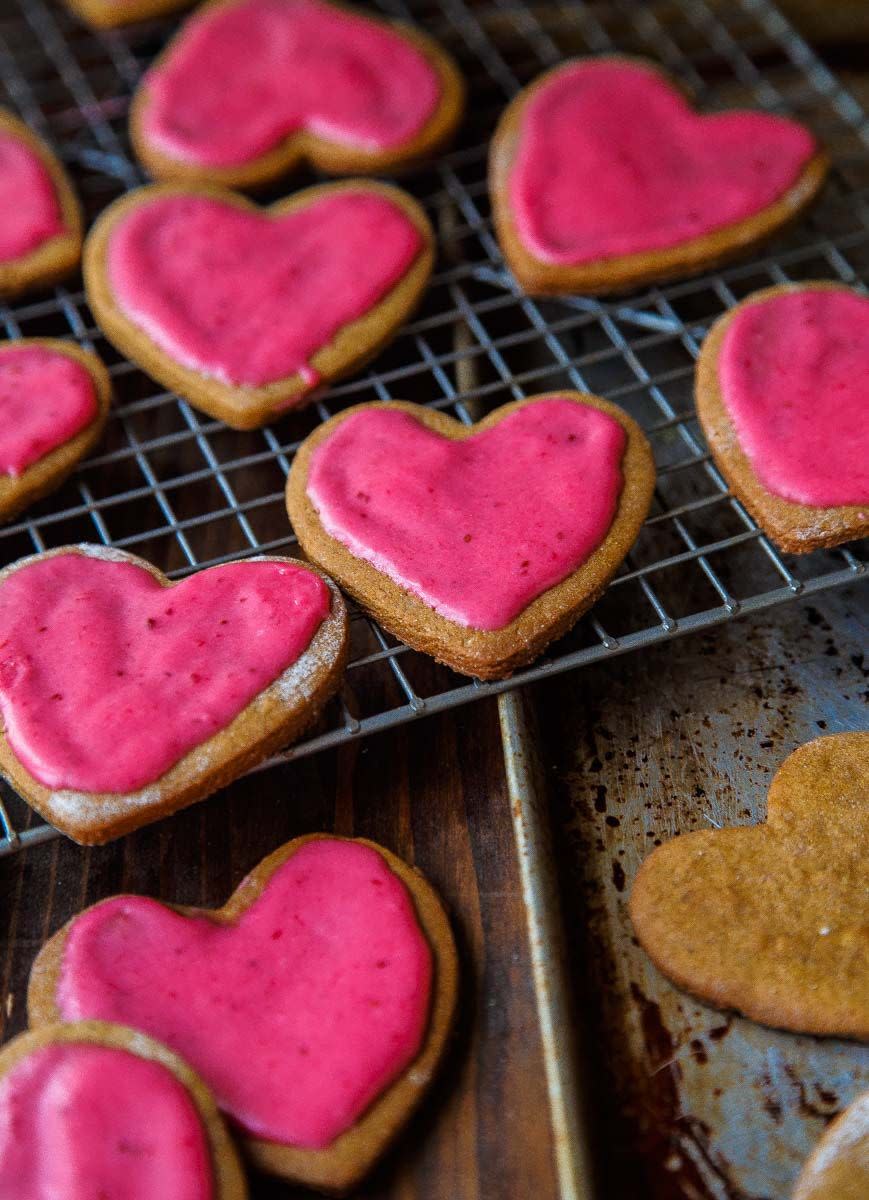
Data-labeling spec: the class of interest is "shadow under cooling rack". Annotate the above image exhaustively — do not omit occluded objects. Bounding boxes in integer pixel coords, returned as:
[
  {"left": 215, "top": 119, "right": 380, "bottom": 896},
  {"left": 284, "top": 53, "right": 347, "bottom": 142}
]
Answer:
[{"left": 0, "top": 0, "right": 866, "bottom": 854}]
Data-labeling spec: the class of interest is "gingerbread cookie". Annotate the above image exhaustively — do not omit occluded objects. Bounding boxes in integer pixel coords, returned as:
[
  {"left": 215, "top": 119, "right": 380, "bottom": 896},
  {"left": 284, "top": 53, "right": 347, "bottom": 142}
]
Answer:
[
  {"left": 0, "top": 545, "right": 347, "bottom": 844},
  {"left": 29, "top": 834, "right": 458, "bottom": 1193},
  {"left": 629, "top": 733, "right": 869, "bottom": 1039},
  {"left": 129, "top": 0, "right": 464, "bottom": 190},
  {"left": 63, "top": 0, "right": 191, "bottom": 26},
  {"left": 0, "top": 1022, "right": 246, "bottom": 1199},
  {"left": 84, "top": 181, "right": 433, "bottom": 429},
  {"left": 489, "top": 58, "right": 828, "bottom": 295},
  {"left": 695, "top": 282, "right": 869, "bottom": 552},
  {"left": 0, "top": 340, "right": 110, "bottom": 522},
  {"left": 287, "top": 393, "right": 654, "bottom": 679},
  {"left": 793, "top": 1090, "right": 869, "bottom": 1200},
  {"left": 0, "top": 109, "right": 82, "bottom": 298}
]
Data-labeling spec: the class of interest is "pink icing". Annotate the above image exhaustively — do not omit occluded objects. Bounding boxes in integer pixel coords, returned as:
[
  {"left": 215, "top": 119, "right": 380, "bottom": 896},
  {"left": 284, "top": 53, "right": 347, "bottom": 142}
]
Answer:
[
  {"left": 0, "top": 347, "right": 98, "bottom": 477},
  {"left": 0, "top": 129, "right": 65, "bottom": 263},
  {"left": 57, "top": 838, "right": 433, "bottom": 1150},
  {"left": 0, "top": 1043, "right": 213, "bottom": 1200},
  {"left": 307, "top": 398, "right": 627, "bottom": 630},
  {"left": 141, "top": 0, "right": 442, "bottom": 167},
  {"left": 0, "top": 552, "right": 329, "bottom": 793},
  {"left": 509, "top": 60, "right": 817, "bottom": 265},
  {"left": 107, "top": 191, "right": 423, "bottom": 388},
  {"left": 718, "top": 288, "right": 869, "bottom": 507}
]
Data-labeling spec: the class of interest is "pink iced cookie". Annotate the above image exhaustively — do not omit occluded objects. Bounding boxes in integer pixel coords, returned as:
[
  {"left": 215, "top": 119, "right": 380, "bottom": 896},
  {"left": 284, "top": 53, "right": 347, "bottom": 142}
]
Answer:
[
  {"left": 490, "top": 59, "right": 826, "bottom": 294},
  {"left": 697, "top": 283, "right": 869, "bottom": 552},
  {"left": 29, "top": 836, "right": 458, "bottom": 1192},
  {"left": 0, "top": 341, "right": 110, "bottom": 522},
  {"left": 84, "top": 183, "right": 433, "bottom": 429},
  {"left": 288, "top": 394, "right": 656, "bottom": 679},
  {"left": 0, "top": 1025, "right": 245, "bottom": 1200},
  {"left": 0, "top": 346, "right": 98, "bottom": 477},
  {"left": 0, "top": 546, "right": 347, "bottom": 843},
  {"left": 0, "top": 110, "right": 82, "bottom": 297},
  {"left": 130, "top": 0, "right": 464, "bottom": 188}
]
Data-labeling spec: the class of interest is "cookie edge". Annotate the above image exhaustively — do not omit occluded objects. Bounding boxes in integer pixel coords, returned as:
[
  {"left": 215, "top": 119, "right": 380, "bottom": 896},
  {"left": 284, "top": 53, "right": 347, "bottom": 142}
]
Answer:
[
  {"left": 0, "top": 339, "right": 111, "bottom": 523},
  {"left": 695, "top": 281, "right": 869, "bottom": 553},
  {"left": 0, "top": 1020, "right": 248, "bottom": 1199},
  {"left": 27, "top": 833, "right": 460, "bottom": 1194},
  {"left": 0, "top": 109, "right": 83, "bottom": 299},
  {"left": 0, "top": 545, "right": 349, "bottom": 844},
  {"left": 628, "top": 732, "right": 869, "bottom": 1040},
  {"left": 286, "top": 392, "right": 656, "bottom": 679},
  {"left": 488, "top": 56, "right": 830, "bottom": 296},
  {"left": 127, "top": 0, "right": 466, "bottom": 189},
  {"left": 83, "top": 179, "right": 435, "bottom": 429}
]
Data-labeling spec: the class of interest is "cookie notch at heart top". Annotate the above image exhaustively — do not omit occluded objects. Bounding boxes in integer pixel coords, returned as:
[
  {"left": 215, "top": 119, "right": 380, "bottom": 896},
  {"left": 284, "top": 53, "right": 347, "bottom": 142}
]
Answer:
[
  {"left": 489, "top": 57, "right": 829, "bottom": 295},
  {"left": 28, "top": 834, "right": 459, "bottom": 1194},
  {"left": 287, "top": 393, "right": 655, "bottom": 680},
  {"left": 129, "top": 0, "right": 465, "bottom": 190},
  {"left": 0, "top": 545, "right": 348, "bottom": 844},
  {"left": 0, "top": 1022, "right": 247, "bottom": 1200},
  {"left": 696, "top": 281, "right": 869, "bottom": 552},
  {"left": 0, "top": 109, "right": 83, "bottom": 299},
  {"left": 83, "top": 181, "right": 434, "bottom": 430},
  {"left": 629, "top": 732, "right": 869, "bottom": 1040},
  {"left": 0, "top": 340, "right": 111, "bottom": 523}
]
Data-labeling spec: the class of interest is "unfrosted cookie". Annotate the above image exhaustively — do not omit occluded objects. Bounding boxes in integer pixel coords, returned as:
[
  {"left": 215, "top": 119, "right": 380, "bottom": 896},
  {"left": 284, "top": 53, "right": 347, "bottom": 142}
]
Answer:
[
  {"left": 793, "top": 1090, "right": 869, "bottom": 1200},
  {"left": 0, "top": 340, "right": 110, "bottom": 522},
  {"left": 64, "top": 0, "right": 191, "bottom": 26},
  {"left": 0, "top": 1022, "right": 246, "bottom": 1199},
  {"left": 29, "top": 834, "right": 459, "bottom": 1193},
  {"left": 489, "top": 58, "right": 828, "bottom": 294},
  {"left": 695, "top": 282, "right": 869, "bottom": 552},
  {"left": 287, "top": 393, "right": 655, "bottom": 679},
  {"left": 130, "top": 0, "right": 465, "bottom": 190},
  {"left": 629, "top": 733, "right": 869, "bottom": 1039},
  {"left": 0, "top": 545, "right": 347, "bottom": 843},
  {"left": 0, "top": 109, "right": 82, "bottom": 298},
  {"left": 84, "top": 181, "right": 434, "bottom": 429}
]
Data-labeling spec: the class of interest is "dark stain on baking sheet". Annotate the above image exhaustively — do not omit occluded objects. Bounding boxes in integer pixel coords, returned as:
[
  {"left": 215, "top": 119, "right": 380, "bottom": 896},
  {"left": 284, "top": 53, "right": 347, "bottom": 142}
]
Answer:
[{"left": 537, "top": 588, "right": 869, "bottom": 1199}]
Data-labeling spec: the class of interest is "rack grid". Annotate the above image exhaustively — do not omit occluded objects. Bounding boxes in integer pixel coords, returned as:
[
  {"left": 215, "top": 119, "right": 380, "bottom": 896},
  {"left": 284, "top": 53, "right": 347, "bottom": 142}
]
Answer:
[{"left": 0, "top": 0, "right": 865, "bottom": 857}]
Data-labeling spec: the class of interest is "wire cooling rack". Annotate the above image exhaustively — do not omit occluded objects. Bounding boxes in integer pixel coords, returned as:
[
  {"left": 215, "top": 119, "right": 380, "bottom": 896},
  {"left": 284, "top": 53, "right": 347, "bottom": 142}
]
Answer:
[{"left": 0, "top": 0, "right": 866, "bottom": 856}]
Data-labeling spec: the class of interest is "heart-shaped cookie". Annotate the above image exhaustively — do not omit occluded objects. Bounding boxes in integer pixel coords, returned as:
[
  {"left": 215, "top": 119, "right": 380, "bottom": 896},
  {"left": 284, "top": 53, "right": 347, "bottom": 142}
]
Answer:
[
  {"left": 0, "top": 340, "right": 110, "bottom": 522},
  {"left": 489, "top": 58, "right": 828, "bottom": 294},
  {"left": 29, "top": 834, "right": 458, "bottom": 1193},
  {"left": 0, "top": 109, "right": 82, "bottom": 298},
  {"left": 629, "top": 732, "right": 869, "bottom": 1039},
  {"left": 129, "top": 0, "right": 465, "bottom": 189},
  {"left": 287, "top": 393, "right": 655, "bottom": 678},
  {"left": 696, "top": 282, "right": 869, "bottom": 552},
  {"left": 0, "top": 545, "right": 347, "bottom": 843},
  {"left": 84, "top": 181, "right": 433, "bottom": 429},
  {"left": 793, "top": 1089, "right": 869, "bottom": 1200},
  {"left": 0, "top": 1022, "right": 246, "bottom": 1200},
  {"left": 64, "top": 0, "right": 192, "bottom": 28}
]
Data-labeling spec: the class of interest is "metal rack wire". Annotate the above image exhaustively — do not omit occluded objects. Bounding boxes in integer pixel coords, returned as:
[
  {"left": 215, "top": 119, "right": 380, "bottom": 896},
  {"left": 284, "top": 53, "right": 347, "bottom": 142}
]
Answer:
[{"left": 0, "top": 0, "right": 865, "bottom": 856}]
